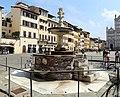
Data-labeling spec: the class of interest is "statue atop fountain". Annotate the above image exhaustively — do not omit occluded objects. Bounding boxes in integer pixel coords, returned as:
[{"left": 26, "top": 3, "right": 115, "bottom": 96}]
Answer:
[{"left": 58, "top": 8, "right": 64, "bottom": 27}]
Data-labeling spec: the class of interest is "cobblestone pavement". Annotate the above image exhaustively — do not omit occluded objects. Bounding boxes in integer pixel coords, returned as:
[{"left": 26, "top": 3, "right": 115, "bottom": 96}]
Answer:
[{"left": 0, "top": 51, "right": 118, "bottom": 97}]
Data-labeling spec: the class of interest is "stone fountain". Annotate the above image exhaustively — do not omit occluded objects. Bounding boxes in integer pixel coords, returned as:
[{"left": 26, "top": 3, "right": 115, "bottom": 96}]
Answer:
[
  {"left": 33, "top": 8, "right": 100, "bottom": 82},
  {"left": 48, "top": 8, "right": 73, "bottom": 55}
]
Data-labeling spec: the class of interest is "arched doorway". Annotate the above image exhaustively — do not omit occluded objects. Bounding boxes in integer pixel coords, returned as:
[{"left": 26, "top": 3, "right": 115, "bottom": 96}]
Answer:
[
  {"left": 110, "top": 44, "right": 113, "bottom": 50},
  {"left": 22, "top": 45, "right": 26, "bottom": 53}
]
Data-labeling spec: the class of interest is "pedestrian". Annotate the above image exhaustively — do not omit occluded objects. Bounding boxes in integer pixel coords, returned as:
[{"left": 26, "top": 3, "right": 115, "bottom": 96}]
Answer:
[
  {"left": 102, "top": 48, "right": 110, "bottom": 69},
  {"left": 115, "top": 50, "right": 119, "bottom": 63},
  {"left": 118, "top": 50, "right": 120, "bottom": 62},
  {"left": 106, "top": 48, "right": 110, "bottom": 68},
  {"left": 103, "top": 48, "right": 107, "bottom": 68}
]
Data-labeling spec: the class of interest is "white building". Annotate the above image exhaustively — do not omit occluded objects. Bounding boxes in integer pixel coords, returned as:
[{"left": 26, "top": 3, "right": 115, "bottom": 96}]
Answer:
[{"left": 106, "top": 14, "right": 120, "bottom": 50}]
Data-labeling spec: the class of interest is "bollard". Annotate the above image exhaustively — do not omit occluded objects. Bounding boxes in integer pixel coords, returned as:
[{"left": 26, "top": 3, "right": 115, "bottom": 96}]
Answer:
[
  {"left": 6, "top": 57, "right": 7, "bottom": 71},
  {"left": 21, "top": 56, "right": 22, "bottom": 69},
  {"left": 78, "top": 71, "right": 80, "bottom": 97},
  {"left": 8, "top": 67, "right": 10, "bottom": 97},
  {"left": 116, "top": 68, "right": 119, "bottom": 97},
  {"left": 30, "top": 72, "right": 32, "bottom": 97}
]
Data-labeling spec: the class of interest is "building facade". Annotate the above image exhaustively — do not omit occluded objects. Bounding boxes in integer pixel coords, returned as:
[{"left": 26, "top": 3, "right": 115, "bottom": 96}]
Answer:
[
  {"left": 106, "top": 14, "right": 120, "bottom": 50},
  {"left": 1, "top": 2, "right": 57, "bottom": 53}
]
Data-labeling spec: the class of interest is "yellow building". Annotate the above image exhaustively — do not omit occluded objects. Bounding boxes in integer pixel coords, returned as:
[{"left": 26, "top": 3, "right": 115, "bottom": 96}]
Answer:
[
  {"left": 63, "top": 21, "right": 81, "bottom": 51},
  {"left": 83, "top": 31, "right": 90, "bottom": 50},
  {"left": 89, "top": 38, "right": 96, "bottom": 50},
  {"left": 1, "top": 2, "right": 57, "bottom": 54}
]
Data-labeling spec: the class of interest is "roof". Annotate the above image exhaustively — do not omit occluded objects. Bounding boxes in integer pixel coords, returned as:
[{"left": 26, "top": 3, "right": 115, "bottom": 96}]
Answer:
[
  {"left": 83, "top": 31, "right": 90, "bottom": 34},
  {"left": 11, "top": 6, "right": 40, "bottom": 15},
  {"left": 18, "top": 2, "right": 48, "bottom": 12},
  {"left": 107, "top": 27, "right": 115, "bottom": 32},
  {"left": 0, "top": 6, "right": 4, "bottom": 9},
  {"left": 48, "top": 14, "right": 56, "bottom": 18},
  {"left": 63, "top": 21, "right": 82, "bottom": 32}
]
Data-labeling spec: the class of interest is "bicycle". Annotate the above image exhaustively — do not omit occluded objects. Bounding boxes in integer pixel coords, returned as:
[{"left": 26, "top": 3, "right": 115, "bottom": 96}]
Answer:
[
  {"left": 24, "top": 56, "right": 34, "bottom": 70},
  {"left": 101, "top": 67, "right": 120, "bottom": 97}
]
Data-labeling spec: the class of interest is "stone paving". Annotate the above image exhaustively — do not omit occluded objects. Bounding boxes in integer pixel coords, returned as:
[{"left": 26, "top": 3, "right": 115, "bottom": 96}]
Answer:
[{"left": 0, "top": 51, "right": 118, "bottom": 97}]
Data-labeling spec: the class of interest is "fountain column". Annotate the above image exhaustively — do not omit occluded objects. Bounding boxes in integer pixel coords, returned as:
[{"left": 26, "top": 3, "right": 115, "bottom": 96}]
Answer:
[{"left": 48, "top": 8, "right": 73, "bottom": 54}]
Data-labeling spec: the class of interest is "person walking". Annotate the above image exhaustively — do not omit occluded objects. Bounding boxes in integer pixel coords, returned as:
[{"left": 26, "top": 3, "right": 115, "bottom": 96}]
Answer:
[
  {"left": 103, "top": 48, "right": 110, "bottom": 69},
  {"left": 103, "top": 48, "right": 107, "bottom": 68},
  {"left": 115, "top": 50, "right": 119, "bottom": 63},
  {"left": 118, "top": 50, "right": 120, "bottom": 62}
]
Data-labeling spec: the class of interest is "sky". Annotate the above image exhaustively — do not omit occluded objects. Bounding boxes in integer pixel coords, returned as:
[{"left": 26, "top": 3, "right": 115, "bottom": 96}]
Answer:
[{"left": 1, "top": 0, "right": 120, "bottom": 40}]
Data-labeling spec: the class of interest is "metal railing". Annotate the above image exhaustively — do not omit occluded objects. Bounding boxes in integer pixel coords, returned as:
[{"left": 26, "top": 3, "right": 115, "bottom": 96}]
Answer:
[
  {"left": 0, "top": 63, "right": 116, "bottom": 97},
  {"left": 0, "top": 55, "right": 120, "bottom": 97}
]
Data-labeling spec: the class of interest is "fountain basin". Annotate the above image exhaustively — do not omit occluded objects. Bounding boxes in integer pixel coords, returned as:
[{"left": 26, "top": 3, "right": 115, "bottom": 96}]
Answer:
[
  {"left": 48, "top": 27, "right": 73, "bottom": 35},
  {"left": 33, "top": 54, "right": 75, "bottom": 80}
]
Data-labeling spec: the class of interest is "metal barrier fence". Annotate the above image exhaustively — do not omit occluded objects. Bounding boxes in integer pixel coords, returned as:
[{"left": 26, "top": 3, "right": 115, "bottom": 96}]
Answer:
[
  {"left": 0, "top": 63, "right": 117, "bottom": 97},
  {"left": 0, "top": 55, "right": 120, "bottom": 97}
]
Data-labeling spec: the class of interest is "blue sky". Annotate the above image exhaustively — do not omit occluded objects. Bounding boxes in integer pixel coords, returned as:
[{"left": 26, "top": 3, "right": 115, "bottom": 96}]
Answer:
[{"left": 1, "top": 0, "right": 120, "bottom": 40}]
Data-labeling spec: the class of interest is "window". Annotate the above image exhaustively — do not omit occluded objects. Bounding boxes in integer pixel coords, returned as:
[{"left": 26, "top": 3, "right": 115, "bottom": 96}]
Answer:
[
  {"left": 23, "top": 11, "right": 37, "bottom": 20},
  {"left": 28, "top": 32, "right": 31, "bottom": 38},
  {"left": 34, "top": 15, "right": 37, "bottom": 20},
  {"left": 40, "top": 25, "right": 44, "bottom": 30},
  {"left": 54, "top": 36, "right": 56, "bottom": 42},
  {"left": 2, "top": 32, "right": 6, "bottom": 38},
  {"left": 23, "top": 11, "right": 26, "bottom": 16},
  {"left": 26, "top": 21, "right": 29, "bottom": 27},
  {"left": 39, "top": 34, "right": 41, "bottom": 40},
  {"left": 51, "top": 24, "right": 53, "bottom": 27},
  {"left": 22, "top": 20, "right": 37, "bottom": 29},
  {"left": 31, "top": 23, "right": 34, "bottom": 28},
  {"left": 23, "top": 31, "right": 26, "bottom": 37},
  {"left": 48, "top": 23, "right": 50, "bottom": 27},
  {"left": 39, "top": 10, "right": 41, "bottom": 15},
  {"left": 33, "top": 33, "right": 36, "bottom": 38},
  {"left": 9, "top": 30, "right": 11, "bottom": 33},
  {"left": 48, "top": 35, "right": 50, "bottom": 41},
  {"left": 2, "top": 20, "right": 7, "bottom": 26},
  {"left": 26, "top": 12, "right": 29, "bottom": 17},
  {"left": 45, "top": 27, "right": 47, "bottom": 31},
  {"left": 9, "top": 24, "right": 12, "bottom": 27},
  {"left": 34, "top": 24, "right": 37, "bottom": 29},
  {"left": 42, "top": 35, "right": 44, "bottom": 40},
  {"left": 51, "top": 36, "right": 53, "bottom": 43},
  {"left": 45, "top": 35, "right": 47, "bottom": 40},
  {"left": 40, "top": 19, "right": 42, "bottom": 22},
  {"left": 68, "top": 38, "right": 72, "bottom": 42},
  {"left": 22, "top": 20, "right": 25, "bottom": 26}
]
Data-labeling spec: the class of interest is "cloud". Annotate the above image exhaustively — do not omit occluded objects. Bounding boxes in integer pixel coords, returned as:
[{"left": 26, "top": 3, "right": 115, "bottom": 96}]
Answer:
[
  {"left": 101, "top": 8, "right": 120, "bottom": 21},
  {"left": 89, "top": 20, "right": 96, "bottom": 27}
]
